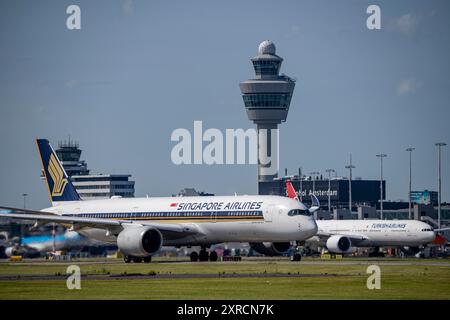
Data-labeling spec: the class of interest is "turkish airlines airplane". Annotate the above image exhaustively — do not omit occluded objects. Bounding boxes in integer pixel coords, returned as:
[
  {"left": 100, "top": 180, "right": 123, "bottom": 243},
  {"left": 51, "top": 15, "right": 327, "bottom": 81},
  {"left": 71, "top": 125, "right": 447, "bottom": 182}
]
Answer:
[
  {"left": 285, "top": 180, "right": 446, "bottom": 254},
  {"left": 0, "top": 139, "right": 317, "bottom": 263}
]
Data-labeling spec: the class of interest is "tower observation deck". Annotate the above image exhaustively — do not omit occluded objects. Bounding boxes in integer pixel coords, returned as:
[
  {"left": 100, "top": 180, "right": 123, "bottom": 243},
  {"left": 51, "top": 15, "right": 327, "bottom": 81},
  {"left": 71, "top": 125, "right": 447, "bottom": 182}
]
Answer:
[
  {"left": 239, "top": 40, "right": 296, "bottom": 185},
  {"left": 55, "top": 139, "right": 89, "bottom": 177}
]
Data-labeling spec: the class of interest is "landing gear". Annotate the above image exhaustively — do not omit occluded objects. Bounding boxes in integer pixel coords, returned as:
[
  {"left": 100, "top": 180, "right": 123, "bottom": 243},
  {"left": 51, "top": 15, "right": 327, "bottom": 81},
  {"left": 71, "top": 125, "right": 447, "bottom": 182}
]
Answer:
[
  {"left": 291, "top": 253, "right": 302, "bottom": 261},
  {"left": 190, "top": 251, "right": 199, "bottom": 262},
  {"left": 123, "top": 255, "right": 151, "bottom": 263},
  {"left": 190, "top": 246, "right": 218, "bottom": 262},
  {"left": 199, "top": 248, "right": 209, "bottom": 261},
  {"left": 291, "top": 242, "right": 302, "bottom": 262},
  {"left": 368, "top": 246, "right": 385, "bottom": 257},
  {"left": 209, "top": 251, "right": 218, "bottom": 262}
]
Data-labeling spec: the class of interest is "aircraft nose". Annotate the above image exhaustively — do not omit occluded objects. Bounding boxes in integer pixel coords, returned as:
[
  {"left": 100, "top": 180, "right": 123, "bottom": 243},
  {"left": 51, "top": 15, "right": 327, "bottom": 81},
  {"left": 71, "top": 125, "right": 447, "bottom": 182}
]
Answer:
[
  {"left": 429, "top": 231, "right": 437, "bottom": 242},
  {"left": 305, "top": 218, "right": 318, "bottom": 237}
]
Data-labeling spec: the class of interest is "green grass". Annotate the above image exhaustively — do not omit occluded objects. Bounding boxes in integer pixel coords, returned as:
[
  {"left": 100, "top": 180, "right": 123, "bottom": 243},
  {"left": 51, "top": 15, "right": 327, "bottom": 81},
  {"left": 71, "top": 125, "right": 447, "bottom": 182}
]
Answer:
[{"left": 0, "top": 258, "right": 449, "bottom": 299}]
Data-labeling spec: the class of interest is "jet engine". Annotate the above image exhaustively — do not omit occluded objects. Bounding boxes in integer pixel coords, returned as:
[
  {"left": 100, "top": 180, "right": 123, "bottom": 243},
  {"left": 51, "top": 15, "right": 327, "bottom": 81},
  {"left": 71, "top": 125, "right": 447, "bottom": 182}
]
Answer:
[
  {"left": 117, "top": 227, "right": 163, "bottom": 257},
  {"left": 325, "top": 235, "right": 356, "bottom": 254},
  {"left": 249, "top": 242, "right": 291, "bottom": 256}
]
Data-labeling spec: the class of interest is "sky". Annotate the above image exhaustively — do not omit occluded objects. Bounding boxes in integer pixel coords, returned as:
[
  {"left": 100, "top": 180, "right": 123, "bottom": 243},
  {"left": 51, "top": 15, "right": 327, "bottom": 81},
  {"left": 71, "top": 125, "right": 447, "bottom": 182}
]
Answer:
[{"left": 0, "top": 0, "right": 449, "bottom": 209}]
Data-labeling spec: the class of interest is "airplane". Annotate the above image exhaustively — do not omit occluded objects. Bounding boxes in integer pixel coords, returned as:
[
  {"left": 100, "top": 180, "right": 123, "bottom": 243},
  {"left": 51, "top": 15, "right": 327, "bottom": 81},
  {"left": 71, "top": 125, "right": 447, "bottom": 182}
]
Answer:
[
  {"left": 284, "top": 180, "right": 447, "bottom": 255},
  {"left": 0, "top": 139, "right": 318, "bottom": 263},
  {"left": 3, "top": 230, "right": 107, "bottom": 258}
]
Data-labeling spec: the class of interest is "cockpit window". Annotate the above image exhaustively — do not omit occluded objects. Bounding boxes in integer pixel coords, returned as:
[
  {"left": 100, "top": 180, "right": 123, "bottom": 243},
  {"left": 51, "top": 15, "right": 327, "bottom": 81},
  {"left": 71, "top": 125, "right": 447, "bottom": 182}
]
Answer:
[
  {"left": 288, "top": 209, "right": 311, "bottom": 216},
  {"left": 421, "top": 228, "right": 433, "bottom": 232}
]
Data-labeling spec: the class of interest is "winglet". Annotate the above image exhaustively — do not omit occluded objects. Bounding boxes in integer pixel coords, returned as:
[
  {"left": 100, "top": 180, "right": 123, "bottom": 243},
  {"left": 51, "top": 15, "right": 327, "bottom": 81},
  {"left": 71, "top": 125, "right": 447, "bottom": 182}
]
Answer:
[{"left": 309, "top": 194, "right": 320, "bottom": 213}]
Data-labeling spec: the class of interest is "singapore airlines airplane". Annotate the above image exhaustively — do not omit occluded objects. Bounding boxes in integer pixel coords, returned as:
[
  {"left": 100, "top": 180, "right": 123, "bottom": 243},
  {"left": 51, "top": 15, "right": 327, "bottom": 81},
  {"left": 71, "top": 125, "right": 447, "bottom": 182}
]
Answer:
[
  {"left": 0, "top": 139, "right": 317, "bottom": 263},
  {"left": 285, "top": 180, "right": 445, "bottom": 254}
]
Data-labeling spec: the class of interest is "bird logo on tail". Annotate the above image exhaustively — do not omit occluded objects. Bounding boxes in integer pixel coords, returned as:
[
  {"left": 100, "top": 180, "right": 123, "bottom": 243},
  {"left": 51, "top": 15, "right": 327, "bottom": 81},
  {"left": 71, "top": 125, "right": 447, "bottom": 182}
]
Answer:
[{"left": 48, "top": 153, "right": 68, "bottom": 196}]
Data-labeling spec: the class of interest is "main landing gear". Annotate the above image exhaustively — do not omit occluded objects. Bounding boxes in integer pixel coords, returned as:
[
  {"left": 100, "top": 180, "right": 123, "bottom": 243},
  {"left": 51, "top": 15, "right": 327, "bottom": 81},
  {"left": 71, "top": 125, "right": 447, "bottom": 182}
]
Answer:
[
  {"left": 123, "top": 255, "right": 152, "bottom": 263},
  {"left": 190, "top": 246, "right": 218, "bottom": 262}
]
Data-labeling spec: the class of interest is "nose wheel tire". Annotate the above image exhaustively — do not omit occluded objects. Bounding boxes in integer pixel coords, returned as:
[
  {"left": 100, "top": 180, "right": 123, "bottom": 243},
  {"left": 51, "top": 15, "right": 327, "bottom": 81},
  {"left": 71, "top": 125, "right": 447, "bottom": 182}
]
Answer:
[
  {"left": 143, "top": 256, "right": 152, "bottom": 263},
  {"left": 124, "top": 255, "right": 132, "bottom": 263},
  {"left": 291, "top": 253, "right": 302, "bottom": 262}
]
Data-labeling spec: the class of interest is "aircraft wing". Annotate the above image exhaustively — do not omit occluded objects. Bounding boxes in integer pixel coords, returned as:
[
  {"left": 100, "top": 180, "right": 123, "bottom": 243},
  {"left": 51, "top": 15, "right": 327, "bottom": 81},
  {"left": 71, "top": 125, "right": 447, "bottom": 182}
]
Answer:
[
  {"left": 0, "top": 207, "right": 200, "bottom": 240},
  {"left": 0, "top": 206, "right": 57, "bottom": 216},
  {"left": 434, "top": 227, "right": 450, "bottom": 232}
]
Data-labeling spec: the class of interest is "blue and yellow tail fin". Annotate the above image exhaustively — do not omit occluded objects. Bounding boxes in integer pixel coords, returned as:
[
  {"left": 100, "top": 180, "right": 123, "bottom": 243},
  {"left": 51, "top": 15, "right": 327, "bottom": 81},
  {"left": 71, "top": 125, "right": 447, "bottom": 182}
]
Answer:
[{"left": 36, "top": 139, "right": 81, "bottom": 203}]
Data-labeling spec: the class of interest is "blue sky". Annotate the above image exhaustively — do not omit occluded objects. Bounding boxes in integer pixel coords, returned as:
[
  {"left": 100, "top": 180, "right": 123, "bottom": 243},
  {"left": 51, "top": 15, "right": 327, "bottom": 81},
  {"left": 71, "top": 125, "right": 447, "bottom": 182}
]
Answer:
[{"left": 1, "top": 0, "right": 449, "bottom": 209}]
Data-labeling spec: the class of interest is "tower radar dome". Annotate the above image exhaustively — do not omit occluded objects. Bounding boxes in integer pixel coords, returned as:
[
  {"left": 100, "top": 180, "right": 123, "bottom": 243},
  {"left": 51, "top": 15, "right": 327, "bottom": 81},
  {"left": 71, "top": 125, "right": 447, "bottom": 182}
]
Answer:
[{"left": 258, "top": 40, "right": 276, "bottom": 55}]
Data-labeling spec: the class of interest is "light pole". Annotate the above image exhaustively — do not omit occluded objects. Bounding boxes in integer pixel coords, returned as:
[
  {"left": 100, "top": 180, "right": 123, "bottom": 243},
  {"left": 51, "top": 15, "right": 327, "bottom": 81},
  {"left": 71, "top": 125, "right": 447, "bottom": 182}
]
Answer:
[
  {"left": 376, "top": 154, "right": 387, "bottom": 219},
  {"left": 345, "top": 154, "right": 355, "bottom": 213},
  {"left": 22, "top": 193, "right": 28, "bottom": 209},
  {"left": 21, "top": 193, "right": 28, "bottom": 240},
  {"left": 406, "top": 148, "right": 415, "bottom": 220},
  {"left": 298, "top": 167, "right": 303, "bottom": 202},
  {"left": 326, "top": 169, "right": 335, "bottom": 212},
  {"left": 435, "top": 143, "right": 446, "bottom": 229}
]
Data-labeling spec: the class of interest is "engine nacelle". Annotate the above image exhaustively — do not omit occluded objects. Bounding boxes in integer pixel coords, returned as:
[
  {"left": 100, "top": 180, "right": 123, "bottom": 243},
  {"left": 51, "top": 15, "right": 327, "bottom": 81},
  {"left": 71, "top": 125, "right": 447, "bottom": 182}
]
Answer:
[
  {"left": 325, "top": 235, "right": 356, "bottom": 254},
  {"left": 4, "top": 246, "right": 16, "bottom": 257},
  {"left": 117, "top": 227, "right": 163, "bottom": 257},
  {"left": 249, "top": 242, "right": 291, "bottom": 256}
]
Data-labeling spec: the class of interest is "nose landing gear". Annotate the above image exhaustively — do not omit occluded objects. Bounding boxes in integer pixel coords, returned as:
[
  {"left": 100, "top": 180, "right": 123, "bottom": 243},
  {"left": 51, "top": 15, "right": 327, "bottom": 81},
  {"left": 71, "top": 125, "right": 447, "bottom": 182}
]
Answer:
[{"left": 290, "top": 242, "right": 302, "bottom": 262}]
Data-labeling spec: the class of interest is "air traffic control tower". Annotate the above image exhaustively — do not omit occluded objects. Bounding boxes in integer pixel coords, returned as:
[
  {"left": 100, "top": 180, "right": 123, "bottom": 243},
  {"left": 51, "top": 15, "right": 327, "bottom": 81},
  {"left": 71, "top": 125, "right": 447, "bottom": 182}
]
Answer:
[{"left": 239, "top": 40, "right": 296, "bottom": 186}]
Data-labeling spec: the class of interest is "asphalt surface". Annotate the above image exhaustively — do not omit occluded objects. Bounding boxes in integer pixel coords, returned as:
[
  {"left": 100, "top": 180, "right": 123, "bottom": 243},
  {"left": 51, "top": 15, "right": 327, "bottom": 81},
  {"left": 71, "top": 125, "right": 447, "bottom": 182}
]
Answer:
[{"left": 0, "top": 272, "right": 353, "bottom": 281}]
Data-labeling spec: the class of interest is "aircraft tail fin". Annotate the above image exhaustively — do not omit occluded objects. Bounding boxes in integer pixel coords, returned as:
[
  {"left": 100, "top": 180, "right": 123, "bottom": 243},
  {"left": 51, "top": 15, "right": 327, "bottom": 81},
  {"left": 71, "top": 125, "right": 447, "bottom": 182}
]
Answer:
[
  {"left": 285, "top": 179, "right": 299, "bottom": 201},
  {"left": 36, "top": 139, "right": 81, "bottom": 203}
]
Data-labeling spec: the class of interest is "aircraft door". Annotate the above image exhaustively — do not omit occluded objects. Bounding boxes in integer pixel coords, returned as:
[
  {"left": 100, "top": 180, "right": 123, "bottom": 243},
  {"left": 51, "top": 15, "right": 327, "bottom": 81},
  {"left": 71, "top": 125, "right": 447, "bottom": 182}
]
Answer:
[{"left": 264, "top": 204, "right": 275, "bottom": 222}]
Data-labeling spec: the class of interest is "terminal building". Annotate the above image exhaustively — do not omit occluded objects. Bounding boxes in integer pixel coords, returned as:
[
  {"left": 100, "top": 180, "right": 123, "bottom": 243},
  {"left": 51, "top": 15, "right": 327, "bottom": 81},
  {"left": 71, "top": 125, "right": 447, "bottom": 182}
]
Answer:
[
  {"left": 48, "top": 140, "right": 135, "bottom": 200},
  {"left": 70, "top": 174, "right": 135, "bottom": 199},
  {"left": 259, "top": 174, "right": 385, "bottom": 209}
]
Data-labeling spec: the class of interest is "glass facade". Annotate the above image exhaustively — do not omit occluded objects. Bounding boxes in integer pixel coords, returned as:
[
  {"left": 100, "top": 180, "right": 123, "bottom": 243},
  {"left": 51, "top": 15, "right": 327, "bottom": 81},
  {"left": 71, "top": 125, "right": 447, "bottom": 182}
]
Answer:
[
  {"left": 259, "top": 179, "right": 385, "bottom": 206},
  {"left": 243, "top": 93, "right": 290, "bottom": 109},
  {"left": 72, "top": 176, "right": 130, "bottom": 182},
  {"left": 252, "top": 60, "right": 281, "bottom": 76},
  {"left": 75, "top": 184, "right": 134, "bottom": 190}
]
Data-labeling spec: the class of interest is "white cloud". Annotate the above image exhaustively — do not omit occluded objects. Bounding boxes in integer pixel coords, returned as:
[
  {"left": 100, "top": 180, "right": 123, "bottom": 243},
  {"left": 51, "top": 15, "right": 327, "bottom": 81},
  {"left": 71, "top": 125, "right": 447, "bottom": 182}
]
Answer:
[
  {"left": 395, "top": 13, "right": 417, "bottom": 36},
  {"left": 397, "top": 78, "right": 421, "bottom": 95},
  {"left": 123, "top": 0, "right": 134, "bottom": 16}
]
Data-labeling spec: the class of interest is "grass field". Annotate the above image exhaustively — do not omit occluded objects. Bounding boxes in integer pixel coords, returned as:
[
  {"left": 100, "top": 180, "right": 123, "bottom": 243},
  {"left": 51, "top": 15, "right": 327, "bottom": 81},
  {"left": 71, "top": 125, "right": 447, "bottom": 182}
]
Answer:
[{"left": 0, "top": 257, "right": 449, "bottom": 299}]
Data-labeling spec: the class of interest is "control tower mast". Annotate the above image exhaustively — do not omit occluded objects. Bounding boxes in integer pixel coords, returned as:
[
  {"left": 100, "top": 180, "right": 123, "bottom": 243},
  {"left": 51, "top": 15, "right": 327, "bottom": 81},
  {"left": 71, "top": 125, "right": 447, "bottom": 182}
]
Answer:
[{"left": 239, "top": 41, "right": 296, "bottom": 188}]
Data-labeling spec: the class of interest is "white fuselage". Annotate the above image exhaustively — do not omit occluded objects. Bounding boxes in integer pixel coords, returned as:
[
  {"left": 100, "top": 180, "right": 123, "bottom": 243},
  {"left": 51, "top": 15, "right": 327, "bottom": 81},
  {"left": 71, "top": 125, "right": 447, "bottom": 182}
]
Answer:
[
  {"left": 312, "top": 219, "right": 435, "bottom": 247},
  {"left": 44, "top": 195, "right": 318, "bottom": 246}
]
